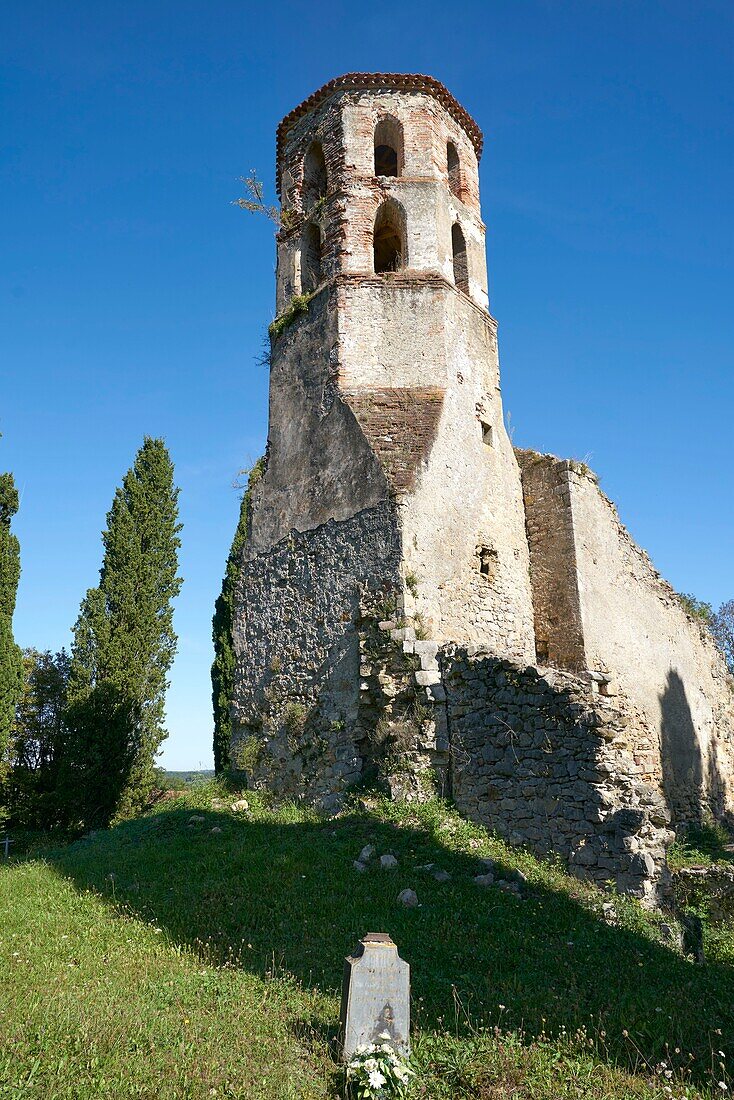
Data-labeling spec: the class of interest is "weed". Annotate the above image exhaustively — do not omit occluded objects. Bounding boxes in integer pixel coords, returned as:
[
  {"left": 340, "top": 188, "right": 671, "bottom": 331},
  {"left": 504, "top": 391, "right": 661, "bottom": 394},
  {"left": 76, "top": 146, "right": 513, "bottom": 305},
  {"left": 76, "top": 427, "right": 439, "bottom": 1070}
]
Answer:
[
  {"left": 669, "top": 819, "right": 733, "bottom": 869},
  {"left": 282, "top": 701, "right": 308, "bottom": 749},
  {"left": 412, "top": 612, "right": 429, "bottom": 641},
  {"left": 268, "top": 293, "right": 315, "bottom": 341},
  {"left": 677, "top": 592, "right": 714, "bottom": 624},
  {"left": 231, "top": 734, "right": 261, "bottom": 776}
]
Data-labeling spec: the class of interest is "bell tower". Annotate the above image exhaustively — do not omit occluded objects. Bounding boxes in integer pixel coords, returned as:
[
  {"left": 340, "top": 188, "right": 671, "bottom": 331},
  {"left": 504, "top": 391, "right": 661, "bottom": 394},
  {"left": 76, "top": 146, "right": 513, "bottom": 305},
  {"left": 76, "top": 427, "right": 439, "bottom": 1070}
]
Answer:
[{"left": 233, "top": 74, "right": 536, "bottom": 803}]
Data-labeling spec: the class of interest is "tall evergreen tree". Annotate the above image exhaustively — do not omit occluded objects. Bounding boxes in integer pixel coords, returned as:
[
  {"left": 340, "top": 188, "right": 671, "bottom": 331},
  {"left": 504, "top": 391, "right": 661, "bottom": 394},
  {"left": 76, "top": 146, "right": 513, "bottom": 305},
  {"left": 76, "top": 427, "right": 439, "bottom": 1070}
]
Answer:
[
  {"left": 211, "top": 459, "right": 263, "bottom": 773},
  {"left": 0, "top": 472, "right": 23, "bottom": 761},
  {"left": 69, "top": 437, "right": 182, "bottom": 817}
]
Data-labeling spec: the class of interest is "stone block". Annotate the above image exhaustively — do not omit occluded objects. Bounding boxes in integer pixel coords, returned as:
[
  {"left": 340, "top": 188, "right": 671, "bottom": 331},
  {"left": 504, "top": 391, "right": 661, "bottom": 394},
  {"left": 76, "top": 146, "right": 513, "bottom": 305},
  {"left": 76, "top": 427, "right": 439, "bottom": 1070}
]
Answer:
[
  {"left": 426, "top": 682, "right": 446, "bottom": 703},
  {"left": 419, "top": 652, "right": 440, "bottom": 671},
  {"left": 415, "top": 670, "right": 441, "bottom": 687}
]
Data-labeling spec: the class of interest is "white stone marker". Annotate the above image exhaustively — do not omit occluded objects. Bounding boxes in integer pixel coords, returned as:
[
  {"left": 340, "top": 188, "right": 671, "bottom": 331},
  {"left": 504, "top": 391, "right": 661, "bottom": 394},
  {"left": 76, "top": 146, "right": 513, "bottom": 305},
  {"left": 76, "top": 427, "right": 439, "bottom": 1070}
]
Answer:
[{"left": 339, "top": 933, "right": 410, "bottom": 1060}]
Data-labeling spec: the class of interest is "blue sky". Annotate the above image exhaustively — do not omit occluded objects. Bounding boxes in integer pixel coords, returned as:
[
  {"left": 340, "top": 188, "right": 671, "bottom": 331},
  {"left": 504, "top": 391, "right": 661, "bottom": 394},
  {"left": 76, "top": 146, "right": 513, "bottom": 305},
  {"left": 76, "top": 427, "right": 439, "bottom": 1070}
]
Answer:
[{"left": 2, "top": 1, "right": 732, "bottom": 769}]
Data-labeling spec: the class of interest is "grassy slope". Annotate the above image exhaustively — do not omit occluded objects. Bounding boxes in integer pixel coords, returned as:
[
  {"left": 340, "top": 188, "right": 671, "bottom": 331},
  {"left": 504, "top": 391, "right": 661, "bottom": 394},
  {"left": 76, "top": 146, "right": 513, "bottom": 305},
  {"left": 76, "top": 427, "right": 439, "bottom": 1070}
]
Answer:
[{"left": 1, "top": 783, "right": 732, "bottom": 1099}]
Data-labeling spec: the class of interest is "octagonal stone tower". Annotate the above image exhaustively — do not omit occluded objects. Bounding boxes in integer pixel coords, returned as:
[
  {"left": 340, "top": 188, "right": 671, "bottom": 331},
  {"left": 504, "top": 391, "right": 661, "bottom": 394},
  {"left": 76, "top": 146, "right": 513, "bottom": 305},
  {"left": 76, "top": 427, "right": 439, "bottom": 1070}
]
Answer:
[{"left": 232, "top": 74, "right": 536, "bottom": 805}]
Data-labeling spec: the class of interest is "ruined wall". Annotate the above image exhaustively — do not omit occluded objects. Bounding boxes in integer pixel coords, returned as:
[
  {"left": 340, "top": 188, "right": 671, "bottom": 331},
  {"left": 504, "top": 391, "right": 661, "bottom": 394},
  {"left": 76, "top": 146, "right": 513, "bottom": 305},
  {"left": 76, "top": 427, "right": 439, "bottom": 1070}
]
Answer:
[
  {"left": 516, "top": 450, "right": 585, "bottom": 669},
  {"left": 519, "top": 451, "right": 734, "bottom": 823},
  {"left": 232, "top": 501, "right": 403, "bottom": 811},
  {"left": 250, "top": 286, "right": 388, "bottom": 553},
  {"left": 333, "top": 273, "right": 535, "bottom": 661},
  {"left": 398, "top": 290, "right": 535, "bottom": 659},
  {"left": 443, "top": 647, "right": 673, "bottom": 903}
]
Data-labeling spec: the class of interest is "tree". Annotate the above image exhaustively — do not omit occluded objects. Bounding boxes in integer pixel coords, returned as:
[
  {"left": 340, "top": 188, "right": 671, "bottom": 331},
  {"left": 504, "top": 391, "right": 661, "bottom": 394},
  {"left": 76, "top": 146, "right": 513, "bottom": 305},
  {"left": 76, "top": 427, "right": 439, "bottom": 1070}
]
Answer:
[
  {"left": 712, "top": 600, "right": 734, "bottom": 675},
  {"left": 211, "top": 459, "right": 263, "bottom": 773},
  {"left": 0, "top": 473, "right": 23, "bottom": 762},
  {"left": 58, "top": 683, "right": 143, "bottom": 830},
  {"left": 7, "top": 648, "right": 70, "bottom": 827},
  {"left": 69, "top": 437, "right": 182, "bottom": 816}
]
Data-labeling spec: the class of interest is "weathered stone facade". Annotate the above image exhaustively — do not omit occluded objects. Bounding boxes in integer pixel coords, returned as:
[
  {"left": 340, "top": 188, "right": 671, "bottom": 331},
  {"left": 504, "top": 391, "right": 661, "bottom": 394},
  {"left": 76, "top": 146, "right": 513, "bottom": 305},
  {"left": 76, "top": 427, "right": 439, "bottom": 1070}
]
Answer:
[
  {"left": 442, "top": 648, "right": 673, "bottom": 904},
  {"left": 231, "top": 73, "right": 734, "bottom": 901},
  {"left": 517, "top": 450, "right": 734, "bottom": 825}
]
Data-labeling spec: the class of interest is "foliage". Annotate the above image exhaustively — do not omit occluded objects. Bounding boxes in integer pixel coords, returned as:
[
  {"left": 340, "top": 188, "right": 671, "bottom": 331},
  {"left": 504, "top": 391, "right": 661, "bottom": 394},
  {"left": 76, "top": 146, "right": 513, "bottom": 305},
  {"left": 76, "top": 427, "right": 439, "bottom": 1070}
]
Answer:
[
  {"left": 211, "top": 458, "right": 264, "bottom": 773},
  {"left": 2, "top": 786, "right": 734, "bottom": 1097},
  {"left": 412, "top": 612, "right": 428, "bottom": 641},
  {"left": 668, "top": 819, "right": 734, "bottom": 869},
  {"left": 68, "top": 437, "right": 182, "bottom": 817},
  {"left": 711, "top": 600, "right": 734, "bottom": 675},
  {"left": 346, "top": 1042, "right": 413, "bottom": 1098},
  {"left": 57, "top": 683, "right": 144, "bottom": 830},
  {"left": 233, "top": 170, "right": 281, "bottom": 224},
  {"left": 268, "top": 292, "right": 315, "bottom": 341},
  {"left": 6, "top": 648, "right": 71, "bottom": 828},
  {"left": 230, "top": 734, "right": 261, "bottom": 776},
  {"left": 0, "top": 472, "right": 22, "bottom": 762},
  {"left": 677, "top": 592, "right": 714, "bottom": 623},
  {"left": 234, "top": 171, "right": 299, "bottom": 234},
  {"left": 283, "top": 701, "right": 307, "bottom": 740}
]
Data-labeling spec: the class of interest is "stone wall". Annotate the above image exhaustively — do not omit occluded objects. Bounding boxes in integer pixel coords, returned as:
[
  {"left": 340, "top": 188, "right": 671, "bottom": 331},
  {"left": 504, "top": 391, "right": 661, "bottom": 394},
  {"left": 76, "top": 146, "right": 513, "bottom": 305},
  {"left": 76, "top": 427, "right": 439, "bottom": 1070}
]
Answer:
[
  {"left": 249, "top": 286, "right": 388, "bottom": 553},
  {"left": 516, "top": 450, "right": 585, "bottom": 670},
  {"left": 398, "top": 286, "right": 534, "bottom": 659},
  {"left": 231, "top": 502, "right": 402, "bottom": 811},
  {"left": 442, "top": 646, "right": 673, "bottom": 903},
  {"left": 518, "top": 450, "right": 734, "bottom": 825}
]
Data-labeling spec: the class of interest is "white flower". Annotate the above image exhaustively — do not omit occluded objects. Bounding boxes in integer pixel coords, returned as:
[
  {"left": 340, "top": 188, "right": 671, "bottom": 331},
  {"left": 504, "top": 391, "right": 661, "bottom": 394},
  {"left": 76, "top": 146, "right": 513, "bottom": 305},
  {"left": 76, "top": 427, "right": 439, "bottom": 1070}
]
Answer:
[
  {"left": 368, "top": 1068, "right": 386, "bottom": 1089},
  {"left": 363, "top": 1057, "right": 378, "bottom": 1072},
  {"left": 717, "top": 1084, "right": 727, "bottom": 1092}
]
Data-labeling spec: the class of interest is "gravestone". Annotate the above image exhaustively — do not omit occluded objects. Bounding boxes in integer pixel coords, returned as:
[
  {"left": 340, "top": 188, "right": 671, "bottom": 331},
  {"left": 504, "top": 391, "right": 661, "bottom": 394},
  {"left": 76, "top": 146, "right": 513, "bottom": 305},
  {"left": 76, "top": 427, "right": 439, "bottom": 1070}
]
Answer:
[{"left": 339, "top": 933, "right": 410, "bottom": 1060}]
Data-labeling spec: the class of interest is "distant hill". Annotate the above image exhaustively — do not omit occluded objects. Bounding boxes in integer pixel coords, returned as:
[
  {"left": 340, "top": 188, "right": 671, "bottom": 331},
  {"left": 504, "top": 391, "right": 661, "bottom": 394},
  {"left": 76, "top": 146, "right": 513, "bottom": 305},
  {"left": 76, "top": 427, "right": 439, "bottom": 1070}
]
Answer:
[{"left": 162, "top": 770, "right": 215, "bottom": 785}]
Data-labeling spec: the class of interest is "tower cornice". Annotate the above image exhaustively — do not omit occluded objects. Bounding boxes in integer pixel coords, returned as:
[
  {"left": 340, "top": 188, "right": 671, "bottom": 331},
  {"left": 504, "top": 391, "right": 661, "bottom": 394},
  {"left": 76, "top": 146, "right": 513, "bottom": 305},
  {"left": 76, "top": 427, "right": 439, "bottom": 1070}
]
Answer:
[{"left": 276, "top": 72, "right": 483, "bottom": 195}]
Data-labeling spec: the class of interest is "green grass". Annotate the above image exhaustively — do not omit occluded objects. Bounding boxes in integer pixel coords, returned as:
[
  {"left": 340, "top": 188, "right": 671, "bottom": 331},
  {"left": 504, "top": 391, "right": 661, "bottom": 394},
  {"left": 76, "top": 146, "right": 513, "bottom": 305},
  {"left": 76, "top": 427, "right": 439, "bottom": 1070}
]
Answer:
[
  {"left": 668, "top": 821, "right": 734, "bottom": 869},
  {"left": 1, "top": 783, "right": 733, "bottom": 1098}
]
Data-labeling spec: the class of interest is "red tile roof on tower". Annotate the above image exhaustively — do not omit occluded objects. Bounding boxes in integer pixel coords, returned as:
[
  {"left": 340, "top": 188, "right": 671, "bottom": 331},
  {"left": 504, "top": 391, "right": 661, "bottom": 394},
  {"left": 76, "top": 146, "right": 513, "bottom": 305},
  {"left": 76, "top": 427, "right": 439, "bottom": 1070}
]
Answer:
[{"left": 275, "top": 72, "right": 483, "bottom": 193}]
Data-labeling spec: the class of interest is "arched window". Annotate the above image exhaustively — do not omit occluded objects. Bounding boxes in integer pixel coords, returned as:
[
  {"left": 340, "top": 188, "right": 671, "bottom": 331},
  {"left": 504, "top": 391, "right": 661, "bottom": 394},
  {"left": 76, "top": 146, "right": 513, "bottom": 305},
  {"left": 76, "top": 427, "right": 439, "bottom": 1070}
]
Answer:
[
  {"left": 374, "top": 117, "right": 403, "bottom": 177},
  {"left": 373, "top": 200, "right": 406, "bottom": 273},
  {"left": 301, "top": 222, "right": 322, "bottom": 293},
  {"left": 447, "top": 141, "right": 462, "bottom": 200},
  {"left": 452, "top": 222, "right": 469, "bottom": 294},
  {"left": 302, "top": 141, "right": 327, "bottom": 211}
]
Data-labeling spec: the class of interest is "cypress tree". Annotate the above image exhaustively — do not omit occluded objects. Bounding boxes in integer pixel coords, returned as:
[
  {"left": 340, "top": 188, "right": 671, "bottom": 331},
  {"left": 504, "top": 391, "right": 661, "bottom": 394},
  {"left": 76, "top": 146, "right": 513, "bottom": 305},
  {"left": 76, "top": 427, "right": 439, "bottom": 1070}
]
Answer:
[
  {"left": 211, "top": 458, "right": 263, "bottom": 773},
  {"left": 0, "top": 473, "right": 23, "bottom": 761},
  {"left": 68, "top": 437, "right": 182, "bottom": 819}
]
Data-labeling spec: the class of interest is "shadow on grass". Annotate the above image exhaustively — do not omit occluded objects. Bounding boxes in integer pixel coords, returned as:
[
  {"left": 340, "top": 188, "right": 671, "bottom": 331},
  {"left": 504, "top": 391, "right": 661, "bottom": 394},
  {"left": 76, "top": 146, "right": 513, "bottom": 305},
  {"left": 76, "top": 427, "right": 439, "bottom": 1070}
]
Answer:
[{"left": 45, "top": 802, "right": 733, "bottom": 1091}]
